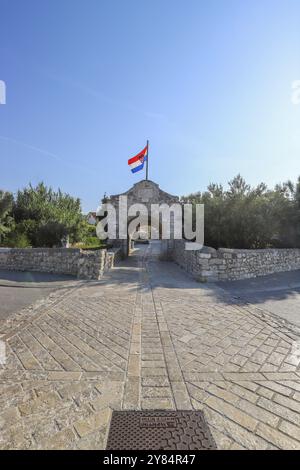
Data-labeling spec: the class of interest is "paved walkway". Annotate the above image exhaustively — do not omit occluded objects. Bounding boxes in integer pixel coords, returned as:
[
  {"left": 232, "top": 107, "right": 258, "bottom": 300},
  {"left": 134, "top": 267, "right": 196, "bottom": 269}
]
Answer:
[
  {"left": 0, "top": 270, "right": 83, "bottom": 321},
  {"left": 1, "top": 242, "right": 300, "bottom": 449},
  {"left": 217, "top": 270, "right": 300, "bottom": 328}
]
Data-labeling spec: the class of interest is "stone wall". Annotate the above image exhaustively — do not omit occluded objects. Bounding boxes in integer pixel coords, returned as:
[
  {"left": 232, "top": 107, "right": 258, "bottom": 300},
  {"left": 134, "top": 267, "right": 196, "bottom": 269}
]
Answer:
[
  {"left": 0, "top": 247, "right": 121, "bottom": 280},
  {"left": 165, "top": 240, "right": 300, "bottom": 281}
]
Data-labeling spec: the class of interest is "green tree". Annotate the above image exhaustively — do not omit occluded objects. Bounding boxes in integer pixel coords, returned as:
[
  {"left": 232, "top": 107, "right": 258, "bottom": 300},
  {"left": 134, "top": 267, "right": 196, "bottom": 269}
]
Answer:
[
  {"left": 182, "top": 175, "right": 300, "bottom": 249},
  {"left": 0, "top": 190, "right": 14, "bottom": 243},
  {"left": 11, "top": 182, "right": 86, "bottom": 247}
]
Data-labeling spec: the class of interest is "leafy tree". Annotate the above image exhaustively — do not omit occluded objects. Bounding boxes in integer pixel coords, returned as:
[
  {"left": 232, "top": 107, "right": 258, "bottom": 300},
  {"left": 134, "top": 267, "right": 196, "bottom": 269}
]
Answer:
[
  {"left": 182, "top": 175, "right": 300, "bottom": 249},
  {"left": 11, "top": 182, "right": 86, "bottom": 247},
  {"left": 0, "top": 190, "right": 14, "bottom": 243},
  {"left": 4, "top": 231, "right": 31, "bottom": 248}
]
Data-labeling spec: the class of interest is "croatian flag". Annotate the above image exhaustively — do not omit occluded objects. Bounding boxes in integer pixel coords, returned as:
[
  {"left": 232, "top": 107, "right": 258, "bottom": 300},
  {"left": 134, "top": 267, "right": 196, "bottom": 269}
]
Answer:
[{"left": 128, "top": 145, "right": 148, "bottom": 173}]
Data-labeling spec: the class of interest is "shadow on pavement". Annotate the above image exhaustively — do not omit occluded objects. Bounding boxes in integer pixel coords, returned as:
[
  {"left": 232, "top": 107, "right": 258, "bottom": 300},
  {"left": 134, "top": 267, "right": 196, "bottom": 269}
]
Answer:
[
  {"left": 214, "top": 270, "right": 300, "bottom": 327},
  {"left": 1, "top": 243, "right": 300, "bottom": 328},
  {"left": 0, "top": 269, "right": 76, "bottom": 285},
  {"left": 0, "top": 270, "right": 82, "bottom": 321}
]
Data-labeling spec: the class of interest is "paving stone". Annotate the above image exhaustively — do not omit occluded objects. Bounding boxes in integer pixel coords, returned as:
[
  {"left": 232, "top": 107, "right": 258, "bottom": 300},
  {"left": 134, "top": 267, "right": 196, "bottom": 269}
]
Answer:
[
  {"left": 230, "top": 442, "right": 247, "bottom": 450},
  {"left": 237, "top": 399, "right": 279, "bottom": 427},
  {"left": 57, "top": 382, "right": 94, "bottom": 400},
  {"left": 0, "top": 424, "right": 34, "bottom": 450},
  {"left": 252, "top": 350, "right": 269, "bottom": 363},
  {"left": 223, "top": 373, "right": 265, "bottom": 381},
  {"left": 229, "top": 384, "right": 258, "bottom": 403},
  {"left": 273, "top": 394, "right": 300, "bottom": 413},
  {"left": 184, "top": 372, "right": 223, "bottom": 382},
  {"left": 90, "top": 392, "right": 121, "bottom": 411},
  {"left": 8, "top": 336, "right": 43, "bottom": 370},
  {"left": 0, "top": 406, "right": 20, "bottom": 430},
  {"left": 141, "top": 353, "right": 165, "bottom": 362},
  {"left": 142, "top": 386, "right": 173, "bottom": 398},
  {"left": 209, "top": 428, "right": 233, "bottom": 449},
  {"left": 171, "top": 382, "right": 192, "bottom": 410},
  {"left": 52, "top": 402, "right": 93, "bottom": 430},
  {"left": 268, "top": 352, "right": 286, "bottom": 366},
  {"left": 243, "top": 361, "right": 261, "bottom": 372},
  {"left": 142, "top": 377, "right": 170, "bottom": 387},
  {"left": 205, "top": 395, "right": 258, "bottom": 432},
  {"left": 256, "top": 423, "right": 300, "bottom": 449},
  {"left": 141, "top": 367, "right": 168, "bottom": 377},
  {"left": 206, "top": 383, "right": 239, "bottom": 405},
  {"left": 48, "top": 371, "right": 82, "bottom": 381},
  {"left": 38, "top": 428, "right": 77, "bottom": 450},
  {"left": 127, "top": 355, "right": 140, "bottom": 377},
  {"left": 256, "top": 386, "right": 274, "bottom": 400},
  {"left": 257, "top": 397, "right": 300, "bottom": 426},
  {"left": 204, "top": 408, "right": 271, "bottom": 450},
  {"left": 263, "top": 372, "right": 299, "bottom": 381},
  {"left": 141, "top": 398, "right": 174, "bottom": 410},
  {"left": 130, "top": 342, "right": 141, "bottom": 355},
  {"left": 30, "top": 414, "right": 61, "bottom": 441},
  {"left": 229, "top": 380, "right": 259, "bottom": 393},
  {"left": 18, "top": 330, "right": 62, "bottom": 371},
  {"left": 74, "top": 408, "right": 111, "bottom": 438},
  {"left": 18, "top": 391, "right": 63, "bottom": 417},
  {"left": 141, "top": 360, "right": 166, "bottom": 368},
  {"left": 279, "top": 420, "right": 300, "bottom": 442},
  {"left": 257, "top": 381, "right": 292, "bottom": 397},
  {"left": 123, "top": 377, "right": 140, "bottom": 410},
  {"left": 75, "top": 427, "right": 107, "bottom": 450},
  {"left": 2, "top": 243, "right": 300, "bottom": 450}
]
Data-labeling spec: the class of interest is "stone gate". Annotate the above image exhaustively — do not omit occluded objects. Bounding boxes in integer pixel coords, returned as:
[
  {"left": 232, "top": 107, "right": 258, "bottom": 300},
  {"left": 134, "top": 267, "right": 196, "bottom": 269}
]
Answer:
[{"left": 105, "top": 179, "right": 179, "bottom": 256}]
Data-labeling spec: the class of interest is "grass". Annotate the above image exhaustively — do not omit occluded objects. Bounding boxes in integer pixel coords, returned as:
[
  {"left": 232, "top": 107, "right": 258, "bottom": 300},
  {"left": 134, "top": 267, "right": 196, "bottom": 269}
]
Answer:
[{"left": 73, "top": 238, "right": 114, "bottom": 250}]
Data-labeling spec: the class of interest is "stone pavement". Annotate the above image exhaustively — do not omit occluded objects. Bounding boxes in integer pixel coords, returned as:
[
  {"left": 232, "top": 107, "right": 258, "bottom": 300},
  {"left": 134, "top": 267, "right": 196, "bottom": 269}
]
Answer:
[
  {"left": 1, "top": 241, "right": 300, "bottom": 449},
  {"left": 0, "top": 270, "right": 83, "bottom": 321},
  {"left": 217, "top": 269, "right": 300, "bottom": 328}
]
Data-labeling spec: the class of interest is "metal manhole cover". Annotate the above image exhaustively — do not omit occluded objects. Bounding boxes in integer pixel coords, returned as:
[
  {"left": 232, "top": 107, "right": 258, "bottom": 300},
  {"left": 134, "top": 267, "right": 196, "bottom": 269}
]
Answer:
[{"left": 106, "top": 410, "right": 217, "bottom": 450}]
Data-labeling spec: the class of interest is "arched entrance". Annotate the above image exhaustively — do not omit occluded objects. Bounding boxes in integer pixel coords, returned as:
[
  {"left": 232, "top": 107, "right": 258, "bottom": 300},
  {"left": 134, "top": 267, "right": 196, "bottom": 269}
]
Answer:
[{"left": 105, "top": 180, "right": 180, "bottom": 257}]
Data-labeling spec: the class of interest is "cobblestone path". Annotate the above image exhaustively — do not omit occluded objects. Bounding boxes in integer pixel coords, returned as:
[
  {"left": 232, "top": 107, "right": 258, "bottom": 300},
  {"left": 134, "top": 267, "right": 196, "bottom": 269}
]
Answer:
[{"left": 1, "top": 242, "right": 300, "bottom": 449}]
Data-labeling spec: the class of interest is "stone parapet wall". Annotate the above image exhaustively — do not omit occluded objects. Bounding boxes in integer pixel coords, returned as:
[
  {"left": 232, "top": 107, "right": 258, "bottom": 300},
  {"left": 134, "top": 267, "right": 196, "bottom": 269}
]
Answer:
[
  {"left": 0, "top": 247, "right": 121, "bottom": 280},
  {"left": 165, "top": 240, "right": 300, "bottom": 281},
  {"left": 105, "top": 248, "right": 122, "bottom": 270}
]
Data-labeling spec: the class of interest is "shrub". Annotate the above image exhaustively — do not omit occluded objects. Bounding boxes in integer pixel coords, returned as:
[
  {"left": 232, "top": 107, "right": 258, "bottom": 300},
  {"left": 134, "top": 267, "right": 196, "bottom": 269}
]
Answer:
[
  {"left": 12, "top": 182, "right": 86, "bottom": 247},
  {"left": 182, "top": 175, "right": 300, "bottom": 249},
  {"left": 4, "top": 232, "right": 31, "bottom": 248},
  {"left": 0, "top": 190, "right": 14, "bottom": 243}
]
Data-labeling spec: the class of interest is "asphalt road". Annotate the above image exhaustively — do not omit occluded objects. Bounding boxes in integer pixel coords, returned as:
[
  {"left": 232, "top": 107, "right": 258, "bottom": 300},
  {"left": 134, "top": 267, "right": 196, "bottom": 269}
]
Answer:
[
  {"left": 217, "top": 269, "right": 300, "bottom": 327},
  {"left": 0, "top": 270, "right": 82, "bottom": 321}
]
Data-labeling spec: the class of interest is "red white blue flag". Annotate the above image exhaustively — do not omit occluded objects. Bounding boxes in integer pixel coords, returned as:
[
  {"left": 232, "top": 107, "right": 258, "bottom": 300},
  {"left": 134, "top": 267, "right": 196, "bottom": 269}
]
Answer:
[{"left": 128, "top": 145, "right": 148, "bottom": 173}]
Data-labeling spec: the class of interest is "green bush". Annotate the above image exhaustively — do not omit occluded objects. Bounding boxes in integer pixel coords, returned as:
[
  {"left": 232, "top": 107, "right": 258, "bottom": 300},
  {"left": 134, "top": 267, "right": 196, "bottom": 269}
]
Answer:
[
  {"left": 78, "top": 236, "right": 106, "bottom": 249},
  {"left": 0, "top": 190, "right": 14, "bottom": 243},
  {"left": 34, "top": 221, "right": 68, "bottom": 247},
  {"left": 12, "top": 182, "right": 86, "bottom": 247},
  {"left": 4, "top": 232, "right": 31, "bottom": 248},
  {"left": 182, "top": 175, "right": 300, "bottom": 249}
]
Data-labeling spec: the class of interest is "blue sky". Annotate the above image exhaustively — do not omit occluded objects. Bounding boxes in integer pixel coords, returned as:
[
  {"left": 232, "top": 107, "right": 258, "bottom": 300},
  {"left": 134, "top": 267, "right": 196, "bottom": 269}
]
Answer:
[{"left": 1, "top": 0, "right": 300, "bottom": 212}]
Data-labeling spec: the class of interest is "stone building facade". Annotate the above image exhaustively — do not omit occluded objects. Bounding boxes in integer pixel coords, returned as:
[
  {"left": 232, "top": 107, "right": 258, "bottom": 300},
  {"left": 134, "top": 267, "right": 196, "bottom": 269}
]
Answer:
[{"left": 104, "top": 179, "right": 179, "bottom": 256}]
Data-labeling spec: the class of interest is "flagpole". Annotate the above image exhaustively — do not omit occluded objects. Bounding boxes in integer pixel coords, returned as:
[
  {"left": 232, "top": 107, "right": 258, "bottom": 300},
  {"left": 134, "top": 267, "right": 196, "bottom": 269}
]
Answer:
[{"left": 146, "top": 140, "right": 149, "bottom": 180}]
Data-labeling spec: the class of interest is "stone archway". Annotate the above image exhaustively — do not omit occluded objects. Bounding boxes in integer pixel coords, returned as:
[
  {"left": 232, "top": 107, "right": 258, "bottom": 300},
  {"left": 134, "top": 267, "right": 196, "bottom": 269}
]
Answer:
[{"left": 105, "top": 179, "right": 180, "bottom": 256}]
